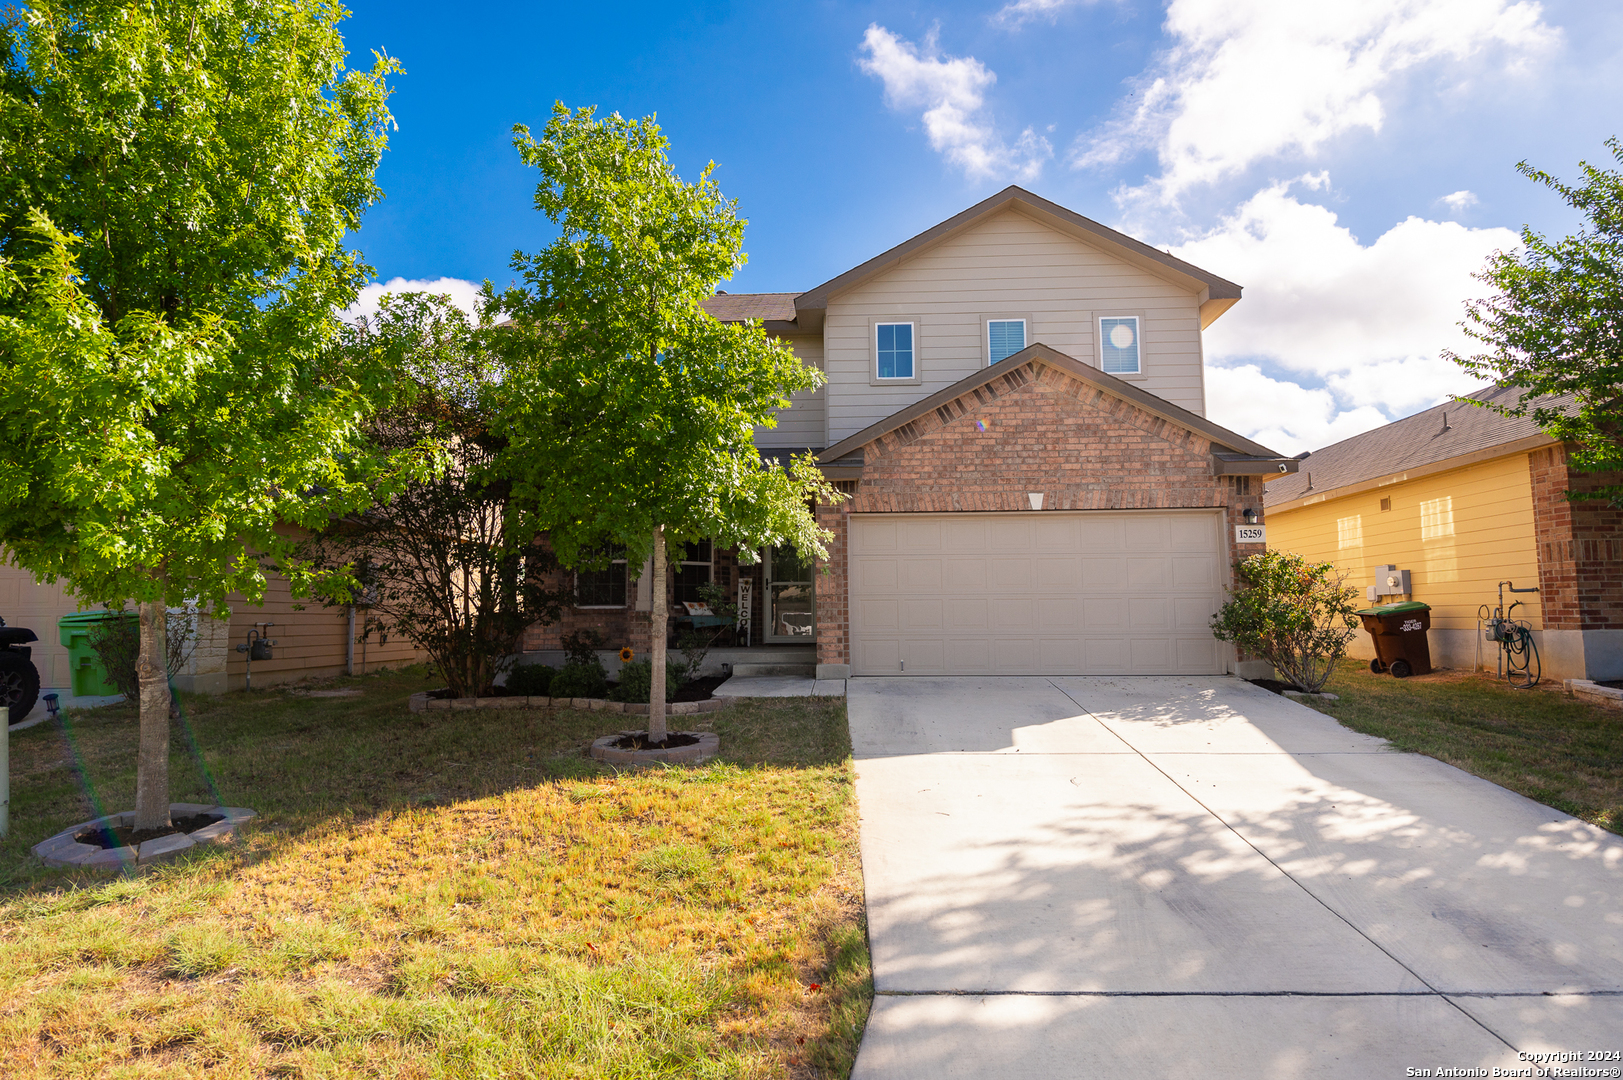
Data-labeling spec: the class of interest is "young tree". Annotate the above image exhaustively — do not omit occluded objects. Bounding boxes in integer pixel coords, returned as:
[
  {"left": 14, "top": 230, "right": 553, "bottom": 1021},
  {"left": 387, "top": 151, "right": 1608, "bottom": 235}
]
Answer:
[
  {"left": 1210, "top": 551, "right": 1360, "bottom": 694},
  {"left": 300, "top": 293, "right": 569, "bottom": 699},
  {"left": 1448, "top": 138, "right": 1623, "bottom": 506},
  {"left": 0, "top": 1, "right": 413, "bottom": 832},
  {"left": 489, "top": 104, "right": 840, "bottom": 740}
]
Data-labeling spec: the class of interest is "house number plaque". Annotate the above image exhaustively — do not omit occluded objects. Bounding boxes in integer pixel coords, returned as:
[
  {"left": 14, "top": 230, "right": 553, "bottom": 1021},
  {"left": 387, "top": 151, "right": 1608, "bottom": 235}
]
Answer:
[{"left": 1234, "top": 525, "right": 1266, "bottom": 544}]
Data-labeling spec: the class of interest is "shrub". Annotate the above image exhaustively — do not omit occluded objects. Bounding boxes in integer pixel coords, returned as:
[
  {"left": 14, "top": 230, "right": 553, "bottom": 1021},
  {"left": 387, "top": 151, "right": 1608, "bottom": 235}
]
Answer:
[
  {"left": 84, "top": 610, "right": 197, "bottom": 699},
  {"left": 504, "top": 663, "right": 554, "bottom": 697},
  {"left": 550, "top": 661, "right": 607, "bottom": 699},
  {"left": 560, "top": 629, "right": 606, "bottom": 669},
  {"left": 1210, "top": 550, "right": 1360, "bottom": 693},
  {"left": 610, "top": 659, "right": 686, "bottom": 703}
]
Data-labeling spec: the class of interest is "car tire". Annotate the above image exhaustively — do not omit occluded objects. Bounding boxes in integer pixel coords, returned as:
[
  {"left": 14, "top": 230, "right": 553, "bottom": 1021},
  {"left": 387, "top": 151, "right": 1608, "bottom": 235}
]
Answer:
[
  {"left": 0, "top": 650, "right": 41, "bottom": 724},
  {"left": 1389, "top": 659, "right": 1412, "bottom": 679},
  {"left": 1369, "top": 659, "right": 1387, "bottom": 674}
]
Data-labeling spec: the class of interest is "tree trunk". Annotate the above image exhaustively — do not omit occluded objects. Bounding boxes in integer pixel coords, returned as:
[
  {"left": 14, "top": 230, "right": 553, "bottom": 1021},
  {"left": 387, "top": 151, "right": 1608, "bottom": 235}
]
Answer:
[
  {"left": 649, "top": 524, "right": 668, "bottom": 741},
  {"left": 133, "top": 599, "right": 172, "bottom": 832}
]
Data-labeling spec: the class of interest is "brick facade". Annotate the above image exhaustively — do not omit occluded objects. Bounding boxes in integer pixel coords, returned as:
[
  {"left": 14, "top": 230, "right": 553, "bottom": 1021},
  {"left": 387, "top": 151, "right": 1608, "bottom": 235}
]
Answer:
[
  {"left": 815, "top": 494, "right": 851, "bottom": 671},
  {"left": 521, "top": 543, "right": 770, "bottom": 657},
  {"left": 812, "top": 358, "right": 1264, "bottom": 667},
  {"left": 1529, "top": 444, "right": 1623, "bottom": 632}
]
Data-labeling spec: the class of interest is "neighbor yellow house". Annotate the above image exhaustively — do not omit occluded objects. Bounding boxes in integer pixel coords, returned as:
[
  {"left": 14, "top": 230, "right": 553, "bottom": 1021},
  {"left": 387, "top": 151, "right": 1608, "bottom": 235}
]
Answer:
[{"left": 1263, "top": 385, "right": 1623, "bottom": 683}]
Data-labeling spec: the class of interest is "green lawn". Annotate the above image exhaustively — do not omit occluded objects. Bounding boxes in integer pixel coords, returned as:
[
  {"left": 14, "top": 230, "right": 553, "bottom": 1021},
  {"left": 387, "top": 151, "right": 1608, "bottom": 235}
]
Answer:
[
  {"left": 0, "top": 668, "right": 871, "bottom": 1078},
  {"left": 1301, "top": 658, "right": 1623, "bottom": 834}
]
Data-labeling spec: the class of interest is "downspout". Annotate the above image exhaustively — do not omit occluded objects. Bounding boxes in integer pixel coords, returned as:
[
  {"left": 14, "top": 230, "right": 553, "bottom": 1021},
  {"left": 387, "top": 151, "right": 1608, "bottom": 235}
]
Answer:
[{"left": 346, "top": 605, "right": 356, "bottom": 676}]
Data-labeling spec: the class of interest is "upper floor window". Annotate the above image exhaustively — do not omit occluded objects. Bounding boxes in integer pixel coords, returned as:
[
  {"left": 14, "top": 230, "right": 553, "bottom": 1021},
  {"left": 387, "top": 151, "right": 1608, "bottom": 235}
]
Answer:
[
  {"left": 988, "top": 320, "right": 1026, "bottom": 364},
  {"left": 1100, "top": 316, "right": 1141, "bottom": 375},
  {"left": 576, "top": 546, "right": 627, "bottom": 608},
  {"left": 875, "top": 322, "right": 915, "bottom": 380}
]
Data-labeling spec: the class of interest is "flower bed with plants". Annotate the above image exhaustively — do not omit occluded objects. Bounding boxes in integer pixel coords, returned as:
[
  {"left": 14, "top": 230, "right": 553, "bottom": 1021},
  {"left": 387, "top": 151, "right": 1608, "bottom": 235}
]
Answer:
[{"left": 411, "top": 630, "right": 735, "bottom": 715}]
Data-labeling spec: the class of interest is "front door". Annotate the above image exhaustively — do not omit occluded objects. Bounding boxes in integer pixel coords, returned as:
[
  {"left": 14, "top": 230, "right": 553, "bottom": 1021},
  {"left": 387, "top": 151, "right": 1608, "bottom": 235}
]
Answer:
[{"left": 764, "top": 543, "right": 815, "bottom": 643}]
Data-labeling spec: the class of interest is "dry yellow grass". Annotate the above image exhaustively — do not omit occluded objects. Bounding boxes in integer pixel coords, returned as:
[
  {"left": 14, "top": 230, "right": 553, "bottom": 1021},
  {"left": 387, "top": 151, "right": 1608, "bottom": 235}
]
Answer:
[{"left": 0, "top": 668, "right": 871, "bottom": 1077}]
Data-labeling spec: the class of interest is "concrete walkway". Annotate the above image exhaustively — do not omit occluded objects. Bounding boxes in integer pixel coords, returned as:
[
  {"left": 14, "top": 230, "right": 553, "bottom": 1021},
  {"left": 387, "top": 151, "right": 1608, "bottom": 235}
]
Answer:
[
  {"left": 848, "top": 676, "right": 1623, "bottom": 1079},
  {"left": 712, "top": 676, "right": 846, "bottom": 697}
]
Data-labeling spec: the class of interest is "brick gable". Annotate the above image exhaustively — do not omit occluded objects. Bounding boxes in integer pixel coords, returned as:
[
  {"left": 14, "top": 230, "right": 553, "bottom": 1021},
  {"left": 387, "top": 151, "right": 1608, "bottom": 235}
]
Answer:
[{"left": 851, "top": 360, "right": 1257, "bottom": 515}]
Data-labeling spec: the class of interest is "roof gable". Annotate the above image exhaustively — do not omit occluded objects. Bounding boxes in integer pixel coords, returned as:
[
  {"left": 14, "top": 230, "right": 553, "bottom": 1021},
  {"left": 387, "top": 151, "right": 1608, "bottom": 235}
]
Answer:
[
  {"left": 818, "top": 342, "right": 1286, "bottom": 464},
  {"left": 794, "top": 187, "right": 1243, "bottom": 332}
]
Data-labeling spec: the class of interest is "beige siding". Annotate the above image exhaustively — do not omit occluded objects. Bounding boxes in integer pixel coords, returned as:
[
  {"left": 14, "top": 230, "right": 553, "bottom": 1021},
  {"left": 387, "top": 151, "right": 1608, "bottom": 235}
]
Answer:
[
  {"left": 756, "top": 335, "right": 826, "bottom": 448},
  {"left": 1265, "top": 452, "right": 1542, "bottom": 633},
  {"left": 0, "top": 557, "right": 95, "bottom": 693},
  {"left": 822, "top": 208, "right": 1207, "bottom": 444},
  {"left": 224, "top": 526, "right": 425, "bottom": 689}
]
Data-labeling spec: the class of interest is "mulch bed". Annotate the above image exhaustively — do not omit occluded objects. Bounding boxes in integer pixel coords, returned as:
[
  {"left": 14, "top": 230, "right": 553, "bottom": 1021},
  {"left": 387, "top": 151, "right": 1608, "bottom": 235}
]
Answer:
[
  {"left": 77, "top": 812, "right": 223, "bottom": 849},
  {"left": 607, "top": 732, "right": 703, "bottom": 751},
  {"left": 1247, "top": 678, "right": 1299, "bottom": 695},
  {"left": 673, "top": 675, "right": 726, "bottom": 702}
]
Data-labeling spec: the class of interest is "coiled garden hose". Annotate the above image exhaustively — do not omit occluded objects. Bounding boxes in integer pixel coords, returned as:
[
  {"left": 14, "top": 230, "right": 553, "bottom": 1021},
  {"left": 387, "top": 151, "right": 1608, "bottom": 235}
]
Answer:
[{"left": 1502, "top": 621, "right": 1541, "bottom": 689}]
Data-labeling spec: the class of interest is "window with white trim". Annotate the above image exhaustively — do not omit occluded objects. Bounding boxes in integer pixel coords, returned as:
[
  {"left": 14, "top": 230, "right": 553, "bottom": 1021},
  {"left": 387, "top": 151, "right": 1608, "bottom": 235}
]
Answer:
[
  {"left": 988, "top": 319, "right": 1026, "bottom": 364},
  {"left": 674, "top": 539, "right": 713, "bottom": 607},
  {"left": 875, "top": 322, "right": 915, "bottom": 380},
  {"left": 576, "top": 546, "right": 627, "bottom": 607},
  {"left": 1099, "top": 316, "right": 1141, "bottom": 375}
]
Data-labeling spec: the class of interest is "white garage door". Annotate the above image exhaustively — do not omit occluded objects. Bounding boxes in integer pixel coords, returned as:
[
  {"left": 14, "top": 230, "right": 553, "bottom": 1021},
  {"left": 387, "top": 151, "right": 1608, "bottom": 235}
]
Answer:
[{"left": 849, "top": 511, "right": 1228, "bottom": 676}]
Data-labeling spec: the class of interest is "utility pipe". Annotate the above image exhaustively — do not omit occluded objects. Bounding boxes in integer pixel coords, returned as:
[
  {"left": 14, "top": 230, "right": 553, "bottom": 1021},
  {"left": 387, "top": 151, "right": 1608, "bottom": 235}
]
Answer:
[{"left": 346, "top": 605, "right": 356, "bottom": 676}]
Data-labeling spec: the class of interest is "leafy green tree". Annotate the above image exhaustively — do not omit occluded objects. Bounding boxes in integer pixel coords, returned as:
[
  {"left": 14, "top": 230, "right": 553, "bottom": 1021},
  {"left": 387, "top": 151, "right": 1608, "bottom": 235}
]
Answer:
[
  {"left": 1210, "top": 551, "right": 1360, "bottom": 693},
  {"left": 1449, "top": 138, "right": 1623, "bottom": 505},
  {"left": 0, "top": 1, "right": 411, "bottom": 832},
  {"left": 489, "top": 104, "right": 840, "bottom": 739},
  {"left": 299, "top": 293, "right": 569, "bottom": 699}
]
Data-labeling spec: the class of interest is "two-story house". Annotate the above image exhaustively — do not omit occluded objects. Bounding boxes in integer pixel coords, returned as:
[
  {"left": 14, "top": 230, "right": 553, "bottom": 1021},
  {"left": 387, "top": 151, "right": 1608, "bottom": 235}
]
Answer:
[{"left": 526, "top": 186, "right": 1298, "bottom": 680}]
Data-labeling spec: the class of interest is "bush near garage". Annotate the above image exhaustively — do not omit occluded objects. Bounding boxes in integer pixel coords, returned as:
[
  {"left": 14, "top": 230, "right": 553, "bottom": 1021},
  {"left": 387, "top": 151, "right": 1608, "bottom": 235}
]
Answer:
[{"left": 1211, "top": 550, "right": 1360, "bottom": 694}]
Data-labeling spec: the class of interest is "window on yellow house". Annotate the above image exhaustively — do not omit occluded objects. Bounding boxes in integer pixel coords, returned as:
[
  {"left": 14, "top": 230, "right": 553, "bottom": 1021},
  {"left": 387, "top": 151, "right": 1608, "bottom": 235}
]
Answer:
[
  {"left": 1420, "top": 496, "right": 1455, "bottom": 541},
  {"left": 1337, "top": 515, "right": 1363, "bottom": 550}
]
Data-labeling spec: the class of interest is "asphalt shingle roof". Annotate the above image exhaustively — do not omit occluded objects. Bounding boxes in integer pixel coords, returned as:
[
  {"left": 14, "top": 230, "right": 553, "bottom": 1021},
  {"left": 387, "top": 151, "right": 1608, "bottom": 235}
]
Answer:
[
  {"left": 699, "top": 292, "right": 799, "bottom": 323},
  {"left": 1264, "top": 384, "right": 1570, "bottom": 507}
]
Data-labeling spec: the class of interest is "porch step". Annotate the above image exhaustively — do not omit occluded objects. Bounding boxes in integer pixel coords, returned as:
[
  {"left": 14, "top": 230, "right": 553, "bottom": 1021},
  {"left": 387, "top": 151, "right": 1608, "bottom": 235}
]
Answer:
[{"left": 730, "top": 662, "right": 817, "bottom": 677}]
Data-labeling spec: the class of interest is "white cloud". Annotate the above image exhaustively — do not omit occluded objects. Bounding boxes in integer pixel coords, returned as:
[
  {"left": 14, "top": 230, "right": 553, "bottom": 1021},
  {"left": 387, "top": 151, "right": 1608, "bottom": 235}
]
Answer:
[
  {"left": 343, "top": 277, "right": 484, "bottom": 324},
  {"left": 1174, "top": 177, "right": 1522, "bottom": 451},
  {"left": 1440, "top": 189, "right": 1479, "bottom": 212},
  {"left": 1206, "top": 364, "right": 1393, "bottom": 455},
  {"left": 993, "top": 0, "right": 1107, "bottom": 29},
  {"left": 1075, "top": 0, "right": 1557, "bottom": 206},
  {"left": 858, "top": 24, "right": 1052, "bottom": 181}
]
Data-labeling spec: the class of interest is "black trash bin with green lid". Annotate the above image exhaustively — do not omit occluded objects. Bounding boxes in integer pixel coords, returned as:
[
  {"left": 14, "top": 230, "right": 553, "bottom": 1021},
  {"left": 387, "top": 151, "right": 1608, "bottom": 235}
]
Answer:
[{"left": 1356, "top": 601, "right": 1432, "bottom": 678}]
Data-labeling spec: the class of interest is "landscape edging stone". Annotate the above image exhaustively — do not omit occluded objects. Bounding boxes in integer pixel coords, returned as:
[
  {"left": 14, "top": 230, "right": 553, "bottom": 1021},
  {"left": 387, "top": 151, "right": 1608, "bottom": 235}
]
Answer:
[
  {"left": 409, "top": 691, "right": 728, "bottom": 716},
  {"left": 32, "top": 804, "right": 258, "bottom": 871}
]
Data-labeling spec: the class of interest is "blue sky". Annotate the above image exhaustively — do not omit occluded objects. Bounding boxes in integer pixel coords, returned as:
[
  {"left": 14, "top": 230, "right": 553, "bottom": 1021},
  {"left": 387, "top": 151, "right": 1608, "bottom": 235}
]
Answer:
[{"left": 340, "top": 0, "right": 1623, "bottom": 453}]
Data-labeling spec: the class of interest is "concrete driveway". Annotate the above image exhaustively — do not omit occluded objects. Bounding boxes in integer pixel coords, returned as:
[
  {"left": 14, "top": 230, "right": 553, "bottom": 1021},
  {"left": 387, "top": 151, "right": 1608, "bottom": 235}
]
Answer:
[{"left": 848, "top": 677, "right": 1623, "bottom": 1079}]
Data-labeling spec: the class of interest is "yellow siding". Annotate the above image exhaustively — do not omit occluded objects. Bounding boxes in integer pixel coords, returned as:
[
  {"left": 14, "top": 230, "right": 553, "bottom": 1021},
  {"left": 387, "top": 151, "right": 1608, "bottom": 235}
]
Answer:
[{"left": 1264, "top": 452, "right": 1541, "bottom": 632}]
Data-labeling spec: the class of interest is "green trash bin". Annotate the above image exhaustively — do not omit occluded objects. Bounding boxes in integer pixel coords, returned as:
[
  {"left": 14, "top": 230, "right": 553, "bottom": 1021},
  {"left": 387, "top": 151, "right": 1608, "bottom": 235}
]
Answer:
[{"left": 57, "top": 610, "right": 137, "bottom": 697}]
